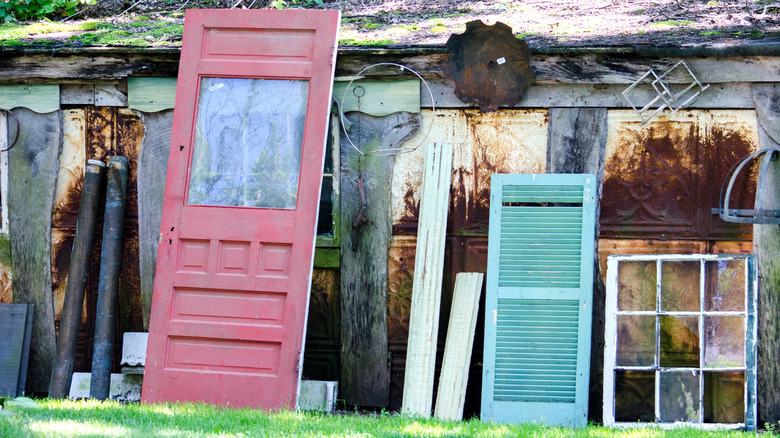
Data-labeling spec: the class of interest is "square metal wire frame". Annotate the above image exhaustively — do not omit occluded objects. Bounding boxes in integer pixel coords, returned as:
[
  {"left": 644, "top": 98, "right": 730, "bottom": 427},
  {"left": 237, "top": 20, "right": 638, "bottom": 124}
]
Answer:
[{"left": 623, "top": 60, "right": 710, "bottom": 125}]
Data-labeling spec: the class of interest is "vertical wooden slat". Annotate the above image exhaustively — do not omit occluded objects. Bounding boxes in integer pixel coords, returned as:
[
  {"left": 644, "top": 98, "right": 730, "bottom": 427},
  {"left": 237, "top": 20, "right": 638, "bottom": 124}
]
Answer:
[
  {"left": 340, "top": 112, "right": 420, "bottom": 407},
  {"left": 752, "top": 83, "right": 780, "bottom": 425},
  {"left": 9, "top": 108, "right": 61, "bottom": 394},
  {"left": 135, "top": 110, "right": 173, "bottom": 330},
  {"left": 402, "top": 142, "right": 453, "bottom": 417},
  {"left": 434, "top": 272, "right": 483, "bottom": 421},
  {"left": 547, "top": 107, "right": 608, "bottom": 422}
]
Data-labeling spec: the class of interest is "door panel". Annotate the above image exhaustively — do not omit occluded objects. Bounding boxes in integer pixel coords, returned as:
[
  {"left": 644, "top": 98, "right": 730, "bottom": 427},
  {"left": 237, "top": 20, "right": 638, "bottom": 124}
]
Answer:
[{"left": 142, "top": 9, "right": 339, "bottom": 409}]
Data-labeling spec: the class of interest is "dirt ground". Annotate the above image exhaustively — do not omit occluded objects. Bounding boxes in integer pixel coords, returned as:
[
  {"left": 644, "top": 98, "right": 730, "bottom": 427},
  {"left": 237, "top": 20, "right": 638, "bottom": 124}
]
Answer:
[{"left": 83, "top": 0, "right": 780, "bottom": 48}]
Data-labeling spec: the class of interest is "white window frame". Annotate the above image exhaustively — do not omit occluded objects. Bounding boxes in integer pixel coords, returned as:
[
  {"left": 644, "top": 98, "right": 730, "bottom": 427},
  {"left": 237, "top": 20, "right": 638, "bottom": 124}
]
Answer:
[
  {"left": 0, "top": 110, "right": 9, "bottom": 232},
  {"left": 603, "top": 254, "right": 757, "bottom": 430}
]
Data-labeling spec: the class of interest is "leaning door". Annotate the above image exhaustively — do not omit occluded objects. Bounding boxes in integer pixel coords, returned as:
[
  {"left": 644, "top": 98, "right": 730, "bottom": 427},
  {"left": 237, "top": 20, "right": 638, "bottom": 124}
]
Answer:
[{"left": 142, "top": 9, "right": 339, "bottom": 409}]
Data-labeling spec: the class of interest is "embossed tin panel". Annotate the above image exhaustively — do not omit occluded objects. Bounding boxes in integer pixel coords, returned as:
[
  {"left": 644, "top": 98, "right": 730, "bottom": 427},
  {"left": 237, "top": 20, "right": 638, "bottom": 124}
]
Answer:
[{"left": 601, "top": 110, "right": 759, "bottom": 240}]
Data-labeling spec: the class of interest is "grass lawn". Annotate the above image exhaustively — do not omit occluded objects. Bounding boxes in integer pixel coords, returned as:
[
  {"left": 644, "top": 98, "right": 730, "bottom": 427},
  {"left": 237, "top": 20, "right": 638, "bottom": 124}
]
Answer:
[{"left": 0, "top": 399, "right": 766, "bottom": 437}]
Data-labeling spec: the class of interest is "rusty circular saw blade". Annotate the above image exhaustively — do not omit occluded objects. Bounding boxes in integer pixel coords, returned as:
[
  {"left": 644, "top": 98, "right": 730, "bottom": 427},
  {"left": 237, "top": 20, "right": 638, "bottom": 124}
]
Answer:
[{"left": 442, "top": 20, "right": 534, "bottom": 112}]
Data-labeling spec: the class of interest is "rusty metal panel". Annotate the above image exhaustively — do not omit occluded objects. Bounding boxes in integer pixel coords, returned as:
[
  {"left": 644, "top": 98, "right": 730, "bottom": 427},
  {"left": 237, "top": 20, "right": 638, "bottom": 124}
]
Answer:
[
  {"left": 601, "top": 110, "right": 759, "bottom": 240},
  {"left": 392, "top": 109, "right": 548, "bottom": 236}
]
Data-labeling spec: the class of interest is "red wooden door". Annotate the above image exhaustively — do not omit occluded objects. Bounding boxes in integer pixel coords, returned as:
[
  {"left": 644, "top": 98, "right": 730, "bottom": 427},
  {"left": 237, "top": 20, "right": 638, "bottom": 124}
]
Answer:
[{"left": 141, "top": 9, "right": 340, "bottom": 409}]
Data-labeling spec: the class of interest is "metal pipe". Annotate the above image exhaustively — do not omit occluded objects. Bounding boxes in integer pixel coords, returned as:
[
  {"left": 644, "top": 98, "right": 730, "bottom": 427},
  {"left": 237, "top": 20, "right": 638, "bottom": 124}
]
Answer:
[
  {"left": 49, "top": 159, "right": 106, "bottom": 399},
  {"left": 90, "top": 156, "right": 128, "bottom": 400}
]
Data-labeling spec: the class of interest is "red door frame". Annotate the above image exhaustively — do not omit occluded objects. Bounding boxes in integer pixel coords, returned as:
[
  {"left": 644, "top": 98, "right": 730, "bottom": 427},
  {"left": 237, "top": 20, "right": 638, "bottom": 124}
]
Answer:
[{"left": 142, "top": 9, "right": 339, "bottom": 409}]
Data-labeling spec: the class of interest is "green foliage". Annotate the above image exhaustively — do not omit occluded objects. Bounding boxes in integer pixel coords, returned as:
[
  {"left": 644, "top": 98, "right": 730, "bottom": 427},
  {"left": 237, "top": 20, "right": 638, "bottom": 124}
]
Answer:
[
  {"left": 338, "top": 37, "right": 394, "bottom": 46},
  {"left": 0, "top": 0, "right": 94, "bottom": 23},
  {"left": 269, "top": 0, "right": 323, "bottom": 9}
]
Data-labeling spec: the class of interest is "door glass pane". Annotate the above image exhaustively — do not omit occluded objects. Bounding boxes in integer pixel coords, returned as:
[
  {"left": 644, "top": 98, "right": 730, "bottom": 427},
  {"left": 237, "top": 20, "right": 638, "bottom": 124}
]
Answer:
[
  {"left": 615, "top": 370, "right": 655, "bottom": 422},
  {"left": 188, "top": 77, "right": 309, "bottom": 209},
  {"left": 705, "top": 259, "right": 745, "bottom": 312},
  {"left": 660, "top": 315, "right": 700, "bottom": 368},
  {"left": 704, "top": 371, "right": 745, "bottom": 423},
  {"left": 618, "top": 261, "right": 656, "bottom": 311},
  {"left": 661, "top": 261, "right": 700, "bottom": 312},
  {"left": 704, "top": 316, "right": 745, "bottom": 368},
  {"left": 617, "top": 315, "right": 656, "bottom": 366},
  {"left": 660, "top": 371, "right": 700, "bottom": 422}
]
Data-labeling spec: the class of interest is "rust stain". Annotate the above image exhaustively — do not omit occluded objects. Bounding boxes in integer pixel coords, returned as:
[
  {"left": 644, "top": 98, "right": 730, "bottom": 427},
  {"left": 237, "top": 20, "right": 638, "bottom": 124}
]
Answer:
[{"left": 0, "top": 265, "right": 11, "bottom": 305}]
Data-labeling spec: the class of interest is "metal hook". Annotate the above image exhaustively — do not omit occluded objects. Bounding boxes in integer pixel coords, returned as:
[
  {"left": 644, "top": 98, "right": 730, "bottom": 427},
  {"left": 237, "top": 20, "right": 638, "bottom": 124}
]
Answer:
[{"left": 0, "top": 108, "right": 20, "bottom": 152}]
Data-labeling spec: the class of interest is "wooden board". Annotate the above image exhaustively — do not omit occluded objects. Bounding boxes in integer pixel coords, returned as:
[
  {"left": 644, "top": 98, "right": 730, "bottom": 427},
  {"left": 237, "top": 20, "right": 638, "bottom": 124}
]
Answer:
[
  {"left": 0, "top": 303, "right": 33, "bottom": 397},
  {"left": 339, "top": 111, "right": 421, "bottom": 407},
  {"left": 402, "top": 142, "right": 454, "bottom": 417},
  {"left": 0, "top": 85, "right": 59, "bottom": 113},
  {"left": 8, "top": 108, "right": 61, "bottom": 394},
  {"left": 134, "top": 110, "right": 173, "bottom": 330},
  {"left": 333, "top": 79, "right": 420, "bottom": 117},
  {"left": 434, "top": 272, "right": 483, "bottom": 421},
  {"left": 128, "top": 78, "right": 178, "bottom": 113}
]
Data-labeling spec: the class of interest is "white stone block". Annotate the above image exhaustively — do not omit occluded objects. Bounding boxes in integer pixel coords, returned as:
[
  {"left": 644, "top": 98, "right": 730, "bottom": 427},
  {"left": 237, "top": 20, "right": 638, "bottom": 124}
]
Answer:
[
  {"left": 297, "top": 380, "right": 338, "bottom": 412},
  {"left": 68, "top": 372, "right": 142, "bottom": 402},
  {"left": 121, "top": 332, "right": 148, "bottom": 367}
]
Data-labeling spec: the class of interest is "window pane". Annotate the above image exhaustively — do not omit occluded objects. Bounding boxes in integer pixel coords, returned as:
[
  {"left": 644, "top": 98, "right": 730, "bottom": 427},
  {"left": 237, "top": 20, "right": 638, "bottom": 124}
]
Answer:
[
  {"left": 704, "top": 371, "right": 745, "bottom": 423},
  {"left": 660, "top": 315, "right": 700, "bottom": 368},
  {"left": 188, "top": 77, "right": 308, "bottom": 209},
  {"left": 617, "top": 315, "right": 656, "bottom": 366},
  {"left": 615, "top": 370, "right": 655, "bottom": 422},
  {"left": 661, "top": 261, "right": 700, "bottom": 312},
  {"left": 705, "top": 260, "right": 745, "bottom": 312},
  {"left": 704, "top": 316, "right": 745, "bottom": 368},
  {"left": 618, "top": 261, "right": 656, "bottom": 311},
  {"left": 660, "top": 371, "right": 700, "bottom": 422}
]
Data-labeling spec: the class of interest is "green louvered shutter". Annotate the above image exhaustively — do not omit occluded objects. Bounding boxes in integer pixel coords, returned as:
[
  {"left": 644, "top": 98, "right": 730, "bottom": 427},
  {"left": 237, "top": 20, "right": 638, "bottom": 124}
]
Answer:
[{"left": 481, "top": 174, "right": 596, "bottom": 427}]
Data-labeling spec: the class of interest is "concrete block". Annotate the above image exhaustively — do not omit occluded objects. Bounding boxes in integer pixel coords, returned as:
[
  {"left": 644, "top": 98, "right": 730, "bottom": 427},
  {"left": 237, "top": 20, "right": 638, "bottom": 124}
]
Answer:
[
  {"left": 121, "top": 332, "right": 148, "bottom": 367},
  {"left": 297, "top": 380, "right": 338, "bottom": 412},
  {"left": 69, "top": 372, "right": 142, "bottom": 402}
]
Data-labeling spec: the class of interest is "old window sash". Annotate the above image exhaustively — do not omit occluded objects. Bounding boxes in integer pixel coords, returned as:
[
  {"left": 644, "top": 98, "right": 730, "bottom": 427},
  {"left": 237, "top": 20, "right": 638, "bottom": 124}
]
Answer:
[
  {"left": 603, "top": 254, "right": 758, "bottom": 430},
  {"left": 312, "top": 113, "right": 340, "bottom": 269},
  {"left": 0, "top": 110, "right": 9, "bottom": 233}
]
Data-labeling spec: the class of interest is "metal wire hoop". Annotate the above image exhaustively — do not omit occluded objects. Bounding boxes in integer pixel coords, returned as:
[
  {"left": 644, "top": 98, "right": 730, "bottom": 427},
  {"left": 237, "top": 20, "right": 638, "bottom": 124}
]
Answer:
[
  {"left": 338, "top": 62, "right": 436, "bottom": 157},
  {"left": 0, "top": 108, "right": 20, "bottom": 152}
]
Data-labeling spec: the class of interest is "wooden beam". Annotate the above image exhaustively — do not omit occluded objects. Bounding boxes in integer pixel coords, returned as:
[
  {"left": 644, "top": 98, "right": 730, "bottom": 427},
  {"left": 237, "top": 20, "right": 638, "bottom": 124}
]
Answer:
[
  {"left": 546, "top": 107, "right": 608, "bottom": 423},
  {"left": 434, "top": 272, "right": 483, "bottom": 421},
  {"left": 340, "top": 112, "right": 421, "bottom": 407},
  {"left": 9, "top": 108, "right": 61, "bottom": 393},
  {"left": 402, "top": 142, "right": 453, "bottom": 417},
  {"left": 752, "top": 83, "right": 780, "bottom": 425},
  {"left": 425, "top": 81, "right": 756, "bottom": 109},
  {"left": 135, "top": 110, "right": 172, "bottom": 331}
]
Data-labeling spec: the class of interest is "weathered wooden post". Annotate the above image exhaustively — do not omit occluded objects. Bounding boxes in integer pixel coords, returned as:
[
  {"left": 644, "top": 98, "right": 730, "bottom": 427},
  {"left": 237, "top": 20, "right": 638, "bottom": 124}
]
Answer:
[
  {"left": 49, "top": 159, "right": 106, "bottom": 398},
  {"left": 90, "top": 156, "right": 128, "bottom": 400},
  {"left": 752, "top": 83, "right": 780, "bottom": 425}
]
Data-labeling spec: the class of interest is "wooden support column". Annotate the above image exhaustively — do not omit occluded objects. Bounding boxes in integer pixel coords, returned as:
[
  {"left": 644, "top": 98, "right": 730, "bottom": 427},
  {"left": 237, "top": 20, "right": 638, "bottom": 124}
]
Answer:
[
  {"left": 752, "top": 84, "right": 780, "bottom": 425},
  {"left": 546, "top": 107, "right": 608, "bottom": 422},
  {"left": 434, "top": 272, "right": 483, "bottom": 421},
  {"left": 339, "top": 111, "right": 420, "bottom": 407},
  {"left": 402, "top": 142, "right": 454, "bottom": 417},
  {"left": 8, "top": 108, "right": 61, "bottom": 394},
  {"left": 134, "top": 110, "right": 173, "bottom": 330}
]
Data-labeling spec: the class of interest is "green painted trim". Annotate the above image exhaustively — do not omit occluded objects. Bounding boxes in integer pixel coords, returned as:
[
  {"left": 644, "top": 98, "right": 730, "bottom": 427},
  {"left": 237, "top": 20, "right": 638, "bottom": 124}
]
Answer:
[
  {"left": 0, "top": 85, "right": 59, "bottom": 113},
  {"left": 332, "top": 79, "right": 419, "bottom": 116},
  {"left": 128, "top": 77, "right": 177, "bottom": 112},
  {"left": 313, "top": 248, "right": 339, "bottom": 269}
]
